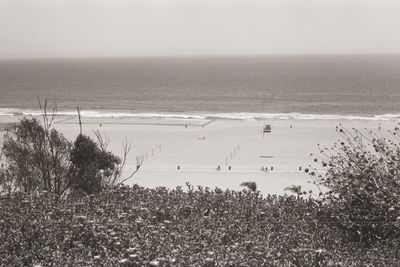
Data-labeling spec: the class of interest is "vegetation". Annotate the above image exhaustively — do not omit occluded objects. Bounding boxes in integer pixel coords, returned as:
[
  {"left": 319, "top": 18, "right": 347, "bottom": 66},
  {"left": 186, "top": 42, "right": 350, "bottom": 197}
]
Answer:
[
  {"left": 1, "top": 112, "right": 400, "bottom": 265},
  {"left": 240, "top": 181, "right": 257, "bottom": 192},
  {"left": 284, "top": 185, "right": 304, "bottom": 199},
  {"left": 1, "top": 117, "right": 72, "bottom": 196},
  {"left": 1, "top": 185, "right": 399, "bottom": 266},
  {"left": 309, "top": 125, "right": 400, "bottom": 245},
  {"left": 69, "top": 133, "right": 122, "bottom": 194},
  {"left": 0, "top": 101, "right": 135, "bottom": 197}
]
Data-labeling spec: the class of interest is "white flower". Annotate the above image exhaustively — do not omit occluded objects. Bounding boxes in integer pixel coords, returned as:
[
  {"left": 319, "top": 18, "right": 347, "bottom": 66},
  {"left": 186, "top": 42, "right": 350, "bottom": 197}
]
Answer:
[
  {"left": 150, "top": 260, "right": 160, "bottom": 266},
  {"left": 118, "top": 258, "right": 128, "bottom": 264}
]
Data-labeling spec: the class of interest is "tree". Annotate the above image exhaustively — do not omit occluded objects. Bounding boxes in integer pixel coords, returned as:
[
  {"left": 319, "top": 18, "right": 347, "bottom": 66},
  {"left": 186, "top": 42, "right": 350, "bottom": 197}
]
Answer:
[
  {"left": 0, "top": 100, "right": 142, "bottom": 196},
  {"left": 69, "top": 133, "right": 122, "bottom": 194},
  {"left": 0, "top": 105, "right": 72, "bottom": 196}
]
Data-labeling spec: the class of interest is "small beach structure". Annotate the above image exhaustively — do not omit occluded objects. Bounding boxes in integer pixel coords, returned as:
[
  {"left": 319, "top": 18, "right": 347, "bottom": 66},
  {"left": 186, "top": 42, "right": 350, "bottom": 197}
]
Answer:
[{"left": 263, "top": 124, "right": 272, "bottom": 133}]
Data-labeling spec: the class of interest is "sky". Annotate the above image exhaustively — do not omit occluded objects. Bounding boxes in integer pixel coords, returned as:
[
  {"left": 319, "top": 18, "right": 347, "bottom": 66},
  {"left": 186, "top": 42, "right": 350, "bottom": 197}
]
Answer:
[{"left": 0, "top": 0, "right": 399, "bottom": 58}]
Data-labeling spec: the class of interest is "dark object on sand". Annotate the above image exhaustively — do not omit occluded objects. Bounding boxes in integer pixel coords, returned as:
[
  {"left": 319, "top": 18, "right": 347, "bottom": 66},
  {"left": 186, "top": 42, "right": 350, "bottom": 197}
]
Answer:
[
  {"left": 228, "top": 166, "right": 231, "bottom": 170},
  {"left": 263, "top": 124, "right": 272, "bottom": 133},
  {"left": 177, "top": 165, "right": 180, "bottom": 170},
  {"left": 240, "top": 181, "right": 257, "bottom": 192}
]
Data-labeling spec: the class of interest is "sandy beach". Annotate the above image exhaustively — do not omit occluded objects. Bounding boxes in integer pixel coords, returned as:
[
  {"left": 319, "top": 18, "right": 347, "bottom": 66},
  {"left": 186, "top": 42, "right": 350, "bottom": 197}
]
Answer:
[{"left": 0, "top": 115, "right": 395, "bottom": 195}]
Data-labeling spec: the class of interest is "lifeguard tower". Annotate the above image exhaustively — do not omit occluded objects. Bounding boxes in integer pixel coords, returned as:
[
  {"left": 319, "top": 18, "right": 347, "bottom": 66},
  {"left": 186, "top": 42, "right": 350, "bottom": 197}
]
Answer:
[{"left": 263, "top": 124, "right": 272, "bottom": 133}]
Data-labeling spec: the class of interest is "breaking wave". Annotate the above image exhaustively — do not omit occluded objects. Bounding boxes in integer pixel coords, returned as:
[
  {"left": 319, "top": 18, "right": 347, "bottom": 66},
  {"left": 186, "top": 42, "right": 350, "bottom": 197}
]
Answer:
[{"left": 1, "top": 108, "right": 400, "bottom": 121}]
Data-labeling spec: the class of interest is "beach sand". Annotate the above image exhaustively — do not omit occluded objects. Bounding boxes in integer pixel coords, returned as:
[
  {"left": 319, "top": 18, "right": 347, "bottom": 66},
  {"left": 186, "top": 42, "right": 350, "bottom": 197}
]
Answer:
[{"left": 0, "top": 115, "right": 395, "bottom": 195}]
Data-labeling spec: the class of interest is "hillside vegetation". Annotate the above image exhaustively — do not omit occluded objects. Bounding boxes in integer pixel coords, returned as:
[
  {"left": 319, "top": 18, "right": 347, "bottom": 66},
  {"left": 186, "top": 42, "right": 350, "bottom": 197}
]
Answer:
[{"left": 1, "top": 185, "right": 399, "bottom": 266}]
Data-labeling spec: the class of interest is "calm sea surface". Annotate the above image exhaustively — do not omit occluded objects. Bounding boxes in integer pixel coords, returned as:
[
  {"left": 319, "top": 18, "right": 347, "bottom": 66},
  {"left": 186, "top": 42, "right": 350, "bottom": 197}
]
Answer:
[{"left": 1, "top": 55, "right": 400, "bottom": 119}]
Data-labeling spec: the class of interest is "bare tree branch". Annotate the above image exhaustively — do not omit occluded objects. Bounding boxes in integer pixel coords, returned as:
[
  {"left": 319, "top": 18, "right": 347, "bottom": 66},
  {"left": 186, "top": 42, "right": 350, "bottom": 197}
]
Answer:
[
  {"left": 77, "top": 106, "right": 82, "bottom": 135},
  {"left": 117, "top": 153, "right": 144, "bottom": 185}
]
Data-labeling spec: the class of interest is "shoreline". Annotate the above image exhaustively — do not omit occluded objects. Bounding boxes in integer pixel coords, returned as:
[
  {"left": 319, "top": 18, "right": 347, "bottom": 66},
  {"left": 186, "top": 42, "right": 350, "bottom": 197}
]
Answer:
[{"left": 2, "top": 107, "right": 400, "bottom": 122}]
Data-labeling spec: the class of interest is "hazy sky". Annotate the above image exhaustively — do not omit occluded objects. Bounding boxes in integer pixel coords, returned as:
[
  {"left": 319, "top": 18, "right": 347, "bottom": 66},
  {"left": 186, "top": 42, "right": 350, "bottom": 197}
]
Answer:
[{"left": 1, "top": 0, "right": 399, "bottom": 58}]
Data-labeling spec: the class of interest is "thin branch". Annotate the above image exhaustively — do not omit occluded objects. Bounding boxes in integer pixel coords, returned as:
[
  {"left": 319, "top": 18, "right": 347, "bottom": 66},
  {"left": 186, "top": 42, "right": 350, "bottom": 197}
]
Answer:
[
  {"left": 77, "top": 106, "right": 82, "bottom": 135},
  {"left": 117, "top": 154, "right": 144, "bottom": 185}
]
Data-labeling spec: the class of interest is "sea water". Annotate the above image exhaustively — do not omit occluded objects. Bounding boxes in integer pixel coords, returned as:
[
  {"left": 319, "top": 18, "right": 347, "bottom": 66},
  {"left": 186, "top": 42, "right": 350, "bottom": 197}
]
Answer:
[{"left": 1, "top": 54, "right": 400, "bottom": 120}]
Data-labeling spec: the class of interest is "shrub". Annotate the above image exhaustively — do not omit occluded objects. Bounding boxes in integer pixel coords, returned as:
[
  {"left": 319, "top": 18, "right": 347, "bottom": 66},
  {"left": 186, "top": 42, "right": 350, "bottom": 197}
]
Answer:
[
  {"left": 312, "top": 125, "right": 400, "bottom": 244},
  {"left": 69, "top": 134, "right": 122, "bottom": 194},
  {"left": 240, "top": 181, "right": 257, "bottom": 192},
  {"left": 0, "top": 118, "right": 72, "bottom": 196},
  {"left": 284, "top": 185, "right": 305, "bottom": 199},
  {"left": 2, "top": 186, "right": 399, "bottom": 266},
  {"left": 0, "top": 101, "right": 135, "bottom": 196}
]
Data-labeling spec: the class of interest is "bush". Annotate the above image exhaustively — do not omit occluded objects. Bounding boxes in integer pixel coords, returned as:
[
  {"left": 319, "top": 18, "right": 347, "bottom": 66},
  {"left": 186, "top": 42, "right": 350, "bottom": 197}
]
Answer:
[
  {"left": 1, "top": 186, "right": 399, "bottom": 266},
  {"left": 312, "top": 125, "right": 400, "bottom": 244},
  {"left": 69, "top": 134, "right": 122, "bottom": 194},
  {"left": 0, "top": 118, "right": 72, "bottom": 196},
  {"left": 0, "top": 106, "right": 131, "bottom": 196}
]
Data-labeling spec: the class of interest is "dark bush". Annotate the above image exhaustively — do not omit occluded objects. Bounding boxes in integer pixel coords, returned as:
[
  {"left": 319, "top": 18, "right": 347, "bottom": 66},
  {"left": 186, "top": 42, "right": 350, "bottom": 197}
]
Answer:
[
  {"left": 0, "top": 118, "right": 72, "bottom": 196},
  {"left": 0, "top": 116, "right": 129, "bottom": 196},
  {"left": 240, "top": 181, "right": 257, "bottom": 192},
  {"left": 69, "top": 134, "right": 121, "bottom": 194}
]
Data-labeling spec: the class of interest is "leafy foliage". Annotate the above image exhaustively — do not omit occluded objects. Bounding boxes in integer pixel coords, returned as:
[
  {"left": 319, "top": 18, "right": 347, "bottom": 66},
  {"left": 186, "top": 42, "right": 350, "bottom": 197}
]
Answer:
[
  {"left": 0, "top": 117, "right": 131, "bottom": 196},
  {"left": 0, "top": 186, "right": 398, "bottom": 266},
  {"left": 69, "top": 134, "right": 122, "bottom": 194},
  {"left": 0, "top": 118, "right": 72, "bottom": 195},
  {"left": 311, "top": 125, "right": 400, "bottom": 244},
  {"left": 240, "top": 181, "right": 257, "bottom": 192},
  {"left": 284, "top": 185, "right": 304, "bottom": 199}
]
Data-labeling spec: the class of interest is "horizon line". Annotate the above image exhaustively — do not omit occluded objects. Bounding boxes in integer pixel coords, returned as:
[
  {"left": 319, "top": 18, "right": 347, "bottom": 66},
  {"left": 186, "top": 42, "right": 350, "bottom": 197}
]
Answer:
[{"left": 1, "top": 52, "right": 400, "bottom": 61}]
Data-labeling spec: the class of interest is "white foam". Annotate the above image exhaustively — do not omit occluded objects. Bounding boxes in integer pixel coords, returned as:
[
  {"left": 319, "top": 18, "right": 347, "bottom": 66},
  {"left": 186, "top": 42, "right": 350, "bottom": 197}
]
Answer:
[
  {"left": 203, "top": 112, "right": 400, "bottom": 121},
  {"left": 1, "top": 108, "right": 400, "bottom": 121}
]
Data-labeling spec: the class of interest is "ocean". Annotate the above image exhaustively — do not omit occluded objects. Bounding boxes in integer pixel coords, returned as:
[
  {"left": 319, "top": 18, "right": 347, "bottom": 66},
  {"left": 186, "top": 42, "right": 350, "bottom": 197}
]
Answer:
[{"left": 1, "top": 54, "right": 400, "bottom": 120}]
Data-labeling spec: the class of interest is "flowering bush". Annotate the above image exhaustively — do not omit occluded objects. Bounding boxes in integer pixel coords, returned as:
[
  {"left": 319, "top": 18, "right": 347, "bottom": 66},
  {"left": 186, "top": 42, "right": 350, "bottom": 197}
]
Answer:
[
  {"left": 1, "top": 185, "right": 398, "bottom": 266},
  {"left": 310, "top": 125, "right": 400, "bottom": 245}
]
